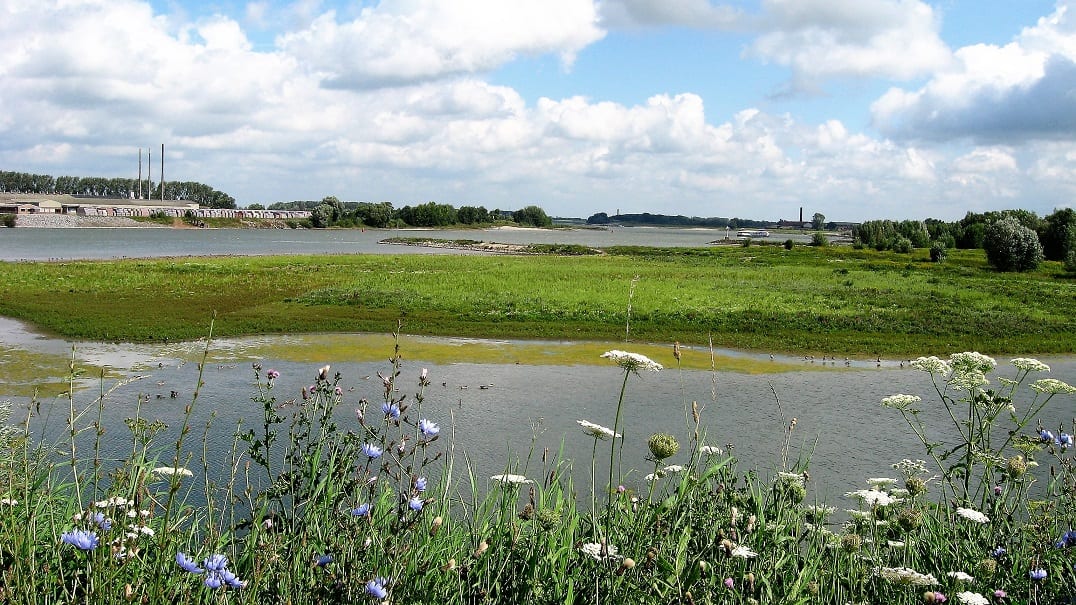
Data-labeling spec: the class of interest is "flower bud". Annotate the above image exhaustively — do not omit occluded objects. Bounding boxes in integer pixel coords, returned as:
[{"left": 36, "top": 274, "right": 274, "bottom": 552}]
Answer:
[
  {"left": 840, "top": 534, "right": 861, "bottom": 553},
  {"left": 906, "top": 476, "right": 927, "bottom": 497},
  {"left": 977, "top": 558, "right": 997, "bottom": 577},
  {"left": 1006, "top": 455, "right": 1027, "bottom": 479},
  {"left": 430, "top": 516, "right": 443, "bottom": 536},
  {"left": 647, "top": 433, "right": 680, "bottom": 461}
]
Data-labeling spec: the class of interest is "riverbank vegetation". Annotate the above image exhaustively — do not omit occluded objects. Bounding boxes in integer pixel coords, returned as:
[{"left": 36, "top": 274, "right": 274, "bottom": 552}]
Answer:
[
  {"left": 0, "top": 244, "right": 1073, "bottom": 355},
  {"left": 0, "top": 336, "right": 1072, "bottom": 603}
]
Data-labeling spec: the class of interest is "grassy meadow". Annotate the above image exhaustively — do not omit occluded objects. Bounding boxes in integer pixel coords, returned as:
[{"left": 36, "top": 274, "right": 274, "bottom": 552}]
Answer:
[{"left": 0, "top": 243, "right": 1073, "bottom": 355}]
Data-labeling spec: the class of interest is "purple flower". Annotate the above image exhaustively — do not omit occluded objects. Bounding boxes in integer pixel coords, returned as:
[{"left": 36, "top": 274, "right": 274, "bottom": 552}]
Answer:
[
  {"left": 381, "top": 402, "right": 400, "bottom": 420},
  {"left": 351, "top": 503, "right": 372, "bottom": 517},
  {"left": 266, "top": 369, "right": 280, "bottom": 380},
  {"left": 176, "top": 552, "right": 204, "bottom": 574},
  {"left": 419, "top": 419, "right": 439, "bottom": 438},
  {"left": 91, "top": 511, "right": 112, "bottom": 531},
  {"left": 203, "top": 554, "right": 229, "bottom": 572},
  {"left": 931, "top": 593, "right": 946, "bottom": 603},
  {"left": 362, "top": 443, "right": 383, "bottom": 459},
  {"left": 61, "top": 529, "right": 99, "bottom": 550},
  {"left": 1029, "top": 568, "right": 1047, "bottom": 580},
  {"left": 201, "top": 554, "right": 245, "bottom": 589},
  {"left": 994, "top": 589, "right": 1007, "bottom": 598},
  {"left": 1057, "top": 530, "right": 1076, "bottom": 548},
  {"left": 365, "top": 576, "right": 389, "bottom": 599},
  {"left": 334, "top": 386, "right": 343, "bottom": 396},
  {"left": 415, "top": 477, "right": 428, "bottom": 492},
  {"left": 408, "top": 496, "right": 424, "bottom": 511},
  {"left": 724, "top": 577, "right": 734, "bottom": 589}
]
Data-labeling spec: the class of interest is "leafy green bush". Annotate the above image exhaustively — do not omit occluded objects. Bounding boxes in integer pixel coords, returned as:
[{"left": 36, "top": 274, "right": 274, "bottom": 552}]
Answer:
[
  {"left": 892, "top": 236, "right": 913, "bottom": 253},
  {"left": 983, "top": 216, "right": 1043, "bottom": 271},
  {"left": 1064, "top": 249, "right": 1076, "bottom": 274},
  {"left": 810, "top": 232, "right": 827, "bottom": 247},
  {"left": 783, "top": 239, "right": 794, "bottom": 250},
  {"left": 1, "top": 214, "right": 16, "bottom": 228},
  {"left": 929, "top": 241, "right": 948, "bottom": 263}
]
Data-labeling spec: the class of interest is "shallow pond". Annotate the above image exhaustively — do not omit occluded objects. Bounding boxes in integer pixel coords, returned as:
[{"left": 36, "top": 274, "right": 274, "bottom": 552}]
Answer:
[{"left": 3, "top": 317, "right": 1072, "bottom": 506}]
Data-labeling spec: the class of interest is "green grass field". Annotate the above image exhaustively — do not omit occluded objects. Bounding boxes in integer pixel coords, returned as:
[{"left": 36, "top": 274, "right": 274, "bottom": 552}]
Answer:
[{"left": 0, "top": 244, "right": 1072, "bottom": 355}]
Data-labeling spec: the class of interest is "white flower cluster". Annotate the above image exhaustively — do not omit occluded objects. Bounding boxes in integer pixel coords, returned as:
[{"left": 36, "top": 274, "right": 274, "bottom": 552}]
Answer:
[
  {"left": 866, "top": 477, "right": 898, "bottom": 489},
  {"left": 490, "top": 474, "right": 533, "bottom": 485},
  {"left": 956, "top": 591, "right": 990, "bottom": 605},
  {"left": 576, "top": 420, "right": 620, "bottom": 440},
  {"left": 910, "top": 356, "right": 951, "bottom": 374},
  {"left": 699, "top": 445, "right": 724, "bottom": 456},
  {"left": 600, "top": 350, "right": 663, "bottom": 372},
  {"left": 955, "top": 507, "right": 990, "bottom": 523},
  {"left": 949, "top": 352, "right": 996, "bottom": 374},
  {"left": 881, "top": 394, "right": 921, "bottom": 409},
  {"left": 947, "top": 571, "right": 974, "bottom": 582},
  {"left": 1030, "top": 378, "right": 1076, "bottom": 395},
  {"left": 892, "top": 459, "right": 930, "bottom": 478},
  {"left": 729, "top": 545, "right": 757, "bottom": 559},
  {"left": 580, "top": 542, "right": 621, "bottom": 561},
  {"left": 875, "top": 566, "right": 939, "bottom": 586},
  {"left": 845, "top": 489, "right": 899, "bottom": 507},
  {"left": 152, "top": 466, "right": 194, "bottom": 478},
  {"left": 1010, "top": 357, "right": 1050, "bottom": 373},
  {"left": 948, "top": 370, "right": 989, "bottom": 392}
]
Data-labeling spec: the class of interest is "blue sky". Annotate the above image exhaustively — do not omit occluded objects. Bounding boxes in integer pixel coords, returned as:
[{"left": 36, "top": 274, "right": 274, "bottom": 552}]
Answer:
[{"left": 2, "top": 1, "right": 1074, "bottom": 221}]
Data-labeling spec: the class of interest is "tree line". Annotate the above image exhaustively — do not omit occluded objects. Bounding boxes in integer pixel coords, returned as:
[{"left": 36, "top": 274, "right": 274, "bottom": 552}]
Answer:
[
  {"left": 586, "top": 212, "right": 770, "bottom": 229},
  {"left": 264, "top": 198, "right": 552, "bottom": 229},
  {"left": 852, "top": 208, "right": 1075, "bottom": 272},
  {"left": 0, "top": 170, "right": 236, "bottom": 209}
]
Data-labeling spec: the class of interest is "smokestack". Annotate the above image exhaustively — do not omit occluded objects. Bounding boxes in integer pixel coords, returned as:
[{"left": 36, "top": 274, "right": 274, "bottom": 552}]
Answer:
[
  {"left": 137, "top": 148, "right": 142, "bottom": 199},
  {"left": 148, "top": 149, "right": 152, "bottom": 198},
  {"left": 799, "top": 207, "right": 803, "bottom": 224},
  {"left": 160, "top": 143, "right": 165, "bottom": 202}
]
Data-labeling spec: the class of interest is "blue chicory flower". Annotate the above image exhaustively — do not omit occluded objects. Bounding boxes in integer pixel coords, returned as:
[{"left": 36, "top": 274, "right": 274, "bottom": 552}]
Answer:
[
  {"left": 365, "top": 576, "right": 389, "bottom": 599},
  {"left": 415, "top": 477, "right": 428, "bottom": 492},
  {"left": 419, "top": 419, "right": 439, "bottom": 438},
  {"left": 351, "top": 503, "right": 372, "bottom": 517},
  {"left": 1040, "top": 429, "right": 1056, "bottom": 443},
  {"left": 1058, "top": 433, "right": 1073, "bottom": 448},
  {"left": 315, "top": 554, "right": 333, "bottom": 567},
  {"left": 60, "top": 529, "right": 99, "bottom": 551},
  {"left": 408, "top": 496, "right": 424, "bottom": 511},
  {"left": 362, "top": 443, "right": 383, "bottom": 459},
  {"left": 177, "top": 552, "right": 204, "bottom": 574},
  {"left": 91, "top": 512, "right": 112, "bottom": 531},
  {"left": 1029, "top": 568, "right": 1047, "bottom": 580},
  {"left": 992, "top": 546, "right": 1006, "bottom": 558},
  {"left": 382, "top": 402, "right": 400, "bottom": 420},
  {"left": 200, "top": 554, "right": 245, "bottom": 589},
  {"left": 1056, "top": 530, "right": 1076, "bottom": 548}
]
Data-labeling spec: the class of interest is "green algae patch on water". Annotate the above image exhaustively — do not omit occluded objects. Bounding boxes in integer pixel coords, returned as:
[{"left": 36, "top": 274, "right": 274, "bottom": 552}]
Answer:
[
  {"left": 0, "top": 347, "right": 107, "bottom": 398},
  {"left": 208, "top": 332, "right": 816, "bottom": 374}
]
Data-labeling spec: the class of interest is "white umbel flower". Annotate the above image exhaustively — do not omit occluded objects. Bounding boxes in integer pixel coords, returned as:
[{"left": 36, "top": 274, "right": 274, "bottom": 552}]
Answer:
[
  {"left": 956, "top": 591, "right": 989, "bottom": 605},
  {"left": 875, "top": 566, "right": 939, "bottom": 586},
  {"left": 577, "top": 420, "right": 621, "bottom": 440},
  {"left": 1010, "top": 358, "right": 1049, "bottom": 372},
  {"left": 955, "top": 507, "right": 989, "bottom": 523},
  {"left": 600, "top": 350, "right": 663, "bottom": 372},
  {"left": 490, "top": 474, "right": 534, "bottom": 485}
]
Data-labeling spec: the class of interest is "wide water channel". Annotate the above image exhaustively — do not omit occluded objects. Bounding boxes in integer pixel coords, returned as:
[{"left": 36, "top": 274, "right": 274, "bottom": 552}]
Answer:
[{"left": 2, "top": 317, "right": 1072, "bottom": 508}]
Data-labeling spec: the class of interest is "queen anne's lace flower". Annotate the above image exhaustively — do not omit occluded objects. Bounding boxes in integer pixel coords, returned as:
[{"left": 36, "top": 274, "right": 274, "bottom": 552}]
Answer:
[
  {"left": 580, "top": 542, "right": 621, "bottom": 561},
  {"left": 956, "top": 507, "right": 989, "bottom": 523},
  {"left": 949, "top": 352, "right": 997, "bottom": 374},
  {"left": 730, "top": 545, "right": 757, "bottom": 558},
  {"left": 949, "top": 370, "right": 989, "bottom": 391},
  {"left": 845, "top": 489, "right": 898, "bottom": 507},
  {"left": 910, "top": 356, "right": 951, "bottom": 375},
  {"left": 947, "top": 571, "right": 974, "bottom": 582},
  {"left": 699, "top": 445, "right": 723, "bottom": 455},
  {"left": 881, "top": 394, "right": 921, "bottom": 409},
  {"left": 1010, "top": 358, "right": 1050, "bottom": 372},
  {"left": 875, "top": 566, "right": 939, "bottom": 586},
  {"left": 1030, "top": 378, "right": 1076, "bottom": 394},
  {"left": 955, "top": 591, "right": 989, "bottom": 605},
  {"left": 601, "top": 350, "right": 663, "bottom": 373},
  {"left": 576, "top": 420, "right": 620, "bottom": 440},
  {"left": 490, "top": 474, "right": 533, "bottom": 485},
  {"left": 153, "top": 467, "right": 193, "bottom": 478}
]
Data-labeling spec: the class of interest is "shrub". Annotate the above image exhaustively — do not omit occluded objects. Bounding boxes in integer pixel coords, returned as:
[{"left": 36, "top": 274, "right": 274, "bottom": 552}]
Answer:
[
  {"left": 1, "top": 214, "right": 16, "bottom": 228},
  {"left": 783, "top": 239, "right": 794, "bottom": 250},
  {"left": 1065, "top": 249, "right": 1076, "bottom": 274},
  {"left": 983, "top": 216, "right": 1044, "bottom": 271},
  {"left": 810, "top": 232, "right": 827, "bottom": 247},
  {"left": 929, "top": 241, "right": 947, "bottom": 263},
  {"left": 741, "top": 237, "right": 752, "bottom": 248},
  {"left": 891, "top": 236, "right": 913, "bottom": 254}
]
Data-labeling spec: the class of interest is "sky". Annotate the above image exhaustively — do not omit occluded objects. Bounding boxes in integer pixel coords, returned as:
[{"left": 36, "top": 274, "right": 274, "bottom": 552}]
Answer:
[{"left": 2, "top": 1, "right": 1076, "bottom": 222}]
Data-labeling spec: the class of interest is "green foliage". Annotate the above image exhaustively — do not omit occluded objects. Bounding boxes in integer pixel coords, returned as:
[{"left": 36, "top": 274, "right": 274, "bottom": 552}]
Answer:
[
  {"left": 397, "top": 202, "right": 458, "bottom": 227},
  {"left": 810, "top": 232, "right": 828, "bottom": 247},
  {"left": 512, "top": 205, "right": 552, "bottom": 228},
  {"left": 1065, "top": 249, "right": 1076, "bottom": 274},
  {"left": 983, "top": 216, "right": 1044, "bottom": 272},
  {"left": 0, "top": 171, "right": 236, "bottom": 207},
  {"left": 1040, "top": 207, "right": 1076, "bottom": 262},
  {"left": 891, "top": 236, "right": 913, "bottom": 254},
  {"left": 811, "top": 212, "right": 826, "bottom": 230},
  {"left": 783, "top": 239, "right": 794, "bottom": 250},
  {"left": 1, "top": 214, "right": 16, "bottom": 228},
  {"left": 309, "top": 204, "right": 333, "bottom": 228},
  {"left": 247, "top": 203, "right": 265, "bottom": 210},
  {"left": 456, "top": 205, "right": 490, "bottom": 225},
  {"left": 929, "top": 241, "right": 948, "bottom": 263}
]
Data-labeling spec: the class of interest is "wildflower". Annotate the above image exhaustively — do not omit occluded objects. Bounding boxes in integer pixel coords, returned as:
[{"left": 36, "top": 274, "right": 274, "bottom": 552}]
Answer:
[
  {"left": 94, "top": 496, "right": 131, "bottom": 508},
  {"left": 867, "top": 477, "right": 898, "bottom": 488},
  {"left": 365, "top": 576, "right": 389, "bottom": 599},
  {"left": 993, "top": 590, "right": 1006, "bottom": 598},
  {"left": 887, "top": 540, "right": 906, "bottom": 548},
  {"left": 61, "top": 529, "right": 99, "bottom": 550},
  {"left": 176, "top": 552, "right": 204, "bottom": 573},
  {"left": 350, "top": 503, "right": 372, "bottom": 517},
  {"left": 911, "top": 356, "right": 951, "bottom": 375},
  {"left": 580, "top": 542, "right": 620, "bottom": 561},
  {"left": 1030, "top": 378, "right": 1076, "bottom": 394},
  {"left": 1056, "top": 530, "right": 1076, "bottom": 548},
  {"left": 955, "top": 592, "right": 988, "bottom": 605},
  {"left": 949, "top": 370, "right": 989, "bottom": 391},
  {"left": 318, "top": 365, "right": 330, "bottom": 380},
  {"left": 361, "top": 443, "right": 383, "bottom": 459},
  {"left": 947, "top": 571, "right": 974, "bottom": 582},
  {"left": 601, "top": 350, "right": 663, "bottom": 373},
  {"left": 381, "top": 402, "right": 400, "bottom": 420},
  {"left": 334, "top": 386, "right": 343, "bottom": 396},
  {"left": 266, "top": 369, "right": 280, "bottom": 380},
  {"left": 724, "top": 577, "right": 735, "bottom": 589},
  {"left": 490, "top": 473, "right": 533, "bottom": 485},
  {"left": 315, "top": 554, "right": 332, "bottom": 567},
  {"left": 1058, "top": 433, "right": 1074, "bottom": 448},
  {"left": 408, "top": 496, "right": 424, "bottom": 511},
  {"left": 991, "top": 546, "right": 1005, "bottom": 558},
  {"left": 955, "top": 507, "right": 989, "bottom": 523},
  {"left": 419, "top": 419, "right": 439, "bottom": 438},
  {"left": 1029, "top": 568, "right": 1046, "bottom": 580},
  {"left": 1039, "top": 429, "right": 1055, "bottom": 443},
  {"left": 91, "top": 512, "right": 112, "bottom": 531},
  {"left": 663, "top": 464, "right": 685, "bottom": 473},
  {"left": 876, "top": 566, "right": 939, "bottom": 586},
  {"left": 700, "top": 445, "right": 723, "bottom": 455},
  {"left": 730, "top": 545, "right": 757, "bottom": 558},
  {"left": 576, "top": 420, "right": 620, "bottom": 440},
  {"left": 153, "top": 466, "right": 194, "bottom": 478},
  {"left": 202, "top": 554, "right": 245, "bottom": 589},
  {"left": 1010, "top": 358, "right": 1049, "bottom": 372},
  {"left": 882, "top": 394, "right": 922, "bottom": 409},
  {"left": 0, "top": 498, "right": 16, "bottom": 506},
  {"left": 430, "top": 516, "right": 444, "bottom": 535},
  {"left": 926, "top": 592, "right": 947, "bottom": 603},
  {"left": 846, "top": 489, "right": 898, "bottom": 507},
  {"left": 950, "top": 352, "right": 996, "bottom": 374},
  {"left": 647, "top": 432, "right": 680, "bottom": 460},
  {"left": 415, "top": 477, "right": 428, "bottom": 492}
]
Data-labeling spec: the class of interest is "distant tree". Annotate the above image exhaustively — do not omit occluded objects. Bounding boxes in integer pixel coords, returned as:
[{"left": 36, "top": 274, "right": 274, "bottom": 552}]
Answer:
[
  {"left": 457, "top": 205, "right": 489, "bottom": 225},
  {"left": 587, "top": 212, "right": 610, "bottom": 225},
  {"left": 397, "top": 202, "right": 457, "bottom": 227},
  {"left": 513, "top": 205, "right": 552, "bottom": 227},
  {"left": 891, "top": 236, "right": 913, "bottom": 253},
  {"left": 310, "top": 204, "right": 333, "bottom": 228},
  {"left": 1, "top": 214, "right": 16, "bottom": 228},
  {"left": 1039, "top": 207, "right": 1076, "bottom": 261},
  {"left": 983, "top": 216, "right": 1043, "bottom": 271},
  {"left": 247, "top": 203, "right": 265, "bottom": 210},
  {"left": 811, "top": 212, "right": 826, "bottom": 230},
  {"left": 354, "top": 202, "right": 394, "bottom": 228}
]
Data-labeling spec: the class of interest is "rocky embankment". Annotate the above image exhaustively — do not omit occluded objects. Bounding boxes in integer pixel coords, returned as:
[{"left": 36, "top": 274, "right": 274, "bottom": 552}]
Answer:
[{"left": 13, "top": 214, "right": 167, "bottom": 228}]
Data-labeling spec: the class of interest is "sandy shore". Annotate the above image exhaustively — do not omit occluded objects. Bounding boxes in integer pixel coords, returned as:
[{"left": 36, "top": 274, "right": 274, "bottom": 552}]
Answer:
[{"left": 13, "top": 214, "right": 168, "bottom": 228}]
